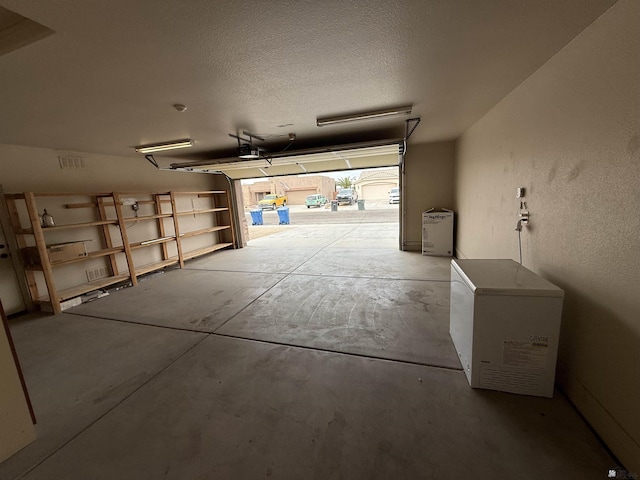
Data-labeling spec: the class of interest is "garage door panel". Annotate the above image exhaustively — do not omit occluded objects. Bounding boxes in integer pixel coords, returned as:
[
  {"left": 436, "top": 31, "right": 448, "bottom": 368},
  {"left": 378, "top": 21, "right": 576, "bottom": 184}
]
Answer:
[
  {"left": 349, "top": 154, "right": 399, "bottom": 169},
  {"left": 287, "top": 189, "right": 317, "bottom": 205},
  {"left": 362, "top": 183, "right": 396, "bottom": 200},
  {"left": 223, "top": 167, "right": 266, "bottom": 179},
  {"left": 188, "top": 143, "right": 401, "bottom": 180}
]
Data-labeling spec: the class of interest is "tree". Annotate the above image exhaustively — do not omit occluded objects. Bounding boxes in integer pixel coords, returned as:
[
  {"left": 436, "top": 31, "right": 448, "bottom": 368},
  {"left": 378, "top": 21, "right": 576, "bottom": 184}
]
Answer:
[{"left": 335, "top": 176, "right": 355, "bottom": 189}]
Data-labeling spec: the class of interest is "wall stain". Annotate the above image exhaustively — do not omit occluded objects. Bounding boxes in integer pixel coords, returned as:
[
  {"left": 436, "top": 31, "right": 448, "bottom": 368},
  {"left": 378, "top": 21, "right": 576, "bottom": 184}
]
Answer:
[
  {"left": 547, "top": 164, "right": 558, "bottom": 183},
  {"left": 567, "top": 160, "right": 586, "bottom": 182},
  {"left": 628, "top": 134, "right": 640, "bottom": 164}
]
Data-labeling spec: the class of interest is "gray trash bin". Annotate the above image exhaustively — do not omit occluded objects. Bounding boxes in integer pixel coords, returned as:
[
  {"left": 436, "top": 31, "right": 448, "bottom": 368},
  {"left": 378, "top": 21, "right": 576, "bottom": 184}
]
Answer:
[
  {"left": 331, "top": 201, "right": 338, "bottom": 212},
  {"left": 357, "top": 199, "right": 365, "bottom": 210}
]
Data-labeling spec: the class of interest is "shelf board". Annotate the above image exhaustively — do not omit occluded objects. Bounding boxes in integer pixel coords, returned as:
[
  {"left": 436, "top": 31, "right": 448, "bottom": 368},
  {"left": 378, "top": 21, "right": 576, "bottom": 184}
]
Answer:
[
  {"left": 40, "top": 219, "right": 119, "bottom": 231},
  {"left": 119, "top": 191, "right": 172, "bottom": 196},
  {"left": 25, "top": 247, "right": 126, "bottom": 270},
  {"left": 172, "top": 191, "right": 227, "bottom": 195},
  {"left": 175, "top": 207, "right": 228, "bottom": 216},
  {"left": 32, "top": 192, "right": 113, "bottom": 197},
  {"left": 50, "top": 247, "right": 125, "bottom": 266},
  {"left": 129, "top": 236, "right": 176, "bottom": 249},
  {"left": 134, "top": 257, "right": 179, "bottom": 276},
  {"left": 179, "top": 225, "right": 230, "bottom": 239},
  {"left": 122, "top": 213, "right": 173, "bottom": 222},
  {"left": 37, "top": 274, "right": 132, "bottom": 303},
  {"left": 182, "top": 243, "right": 233, "bottom": 261}
]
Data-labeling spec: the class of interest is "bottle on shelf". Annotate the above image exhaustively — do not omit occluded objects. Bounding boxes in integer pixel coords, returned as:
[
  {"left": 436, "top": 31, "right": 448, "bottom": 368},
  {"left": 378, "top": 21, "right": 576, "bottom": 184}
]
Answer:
[{"left": 41, "top": 209, "right": 55, "bottom": 228}]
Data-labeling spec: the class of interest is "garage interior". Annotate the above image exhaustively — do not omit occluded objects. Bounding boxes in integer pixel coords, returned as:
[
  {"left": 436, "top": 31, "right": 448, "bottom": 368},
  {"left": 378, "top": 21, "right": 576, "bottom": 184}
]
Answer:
[{"left": 1, "top": 0, "right": 638, "bottom": 478}]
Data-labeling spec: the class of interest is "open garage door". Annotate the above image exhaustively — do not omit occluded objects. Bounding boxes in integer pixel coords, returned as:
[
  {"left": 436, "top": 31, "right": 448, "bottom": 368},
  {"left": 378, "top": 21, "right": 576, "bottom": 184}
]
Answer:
[
  {"left": 170, "top": 141, "right": 401, "bottom": 180},
  {"left": 169, "top": 141, "right": 404, "bottom": 249}
]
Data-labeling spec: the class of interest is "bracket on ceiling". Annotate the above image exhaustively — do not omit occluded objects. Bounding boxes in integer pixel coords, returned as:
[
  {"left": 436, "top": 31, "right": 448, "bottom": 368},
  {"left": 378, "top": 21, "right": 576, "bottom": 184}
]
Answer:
[
  {"left": 229, "top": 130, "right": 266, "bottom": 146},
  {"left": 405, "top": 117, "right": 421, "bottom": 140},
  {"left": 145, "top": 154, "right": 159, "bottom": 169}
]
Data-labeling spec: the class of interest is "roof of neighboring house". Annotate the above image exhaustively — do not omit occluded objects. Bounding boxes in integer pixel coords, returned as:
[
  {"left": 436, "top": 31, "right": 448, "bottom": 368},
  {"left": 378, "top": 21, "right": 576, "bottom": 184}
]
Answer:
[{"left": 354, "top": 169, "right": 399, "bottom": 185}]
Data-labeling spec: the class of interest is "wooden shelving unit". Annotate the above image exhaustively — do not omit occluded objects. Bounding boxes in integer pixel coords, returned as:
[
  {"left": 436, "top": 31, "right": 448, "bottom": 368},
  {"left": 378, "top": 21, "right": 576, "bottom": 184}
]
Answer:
[
  {"left": 170, "top": 191, "right": 236, "bottom": 268},
  {"left": 4, "top": 190, "right": 236, "bottom": 314}
]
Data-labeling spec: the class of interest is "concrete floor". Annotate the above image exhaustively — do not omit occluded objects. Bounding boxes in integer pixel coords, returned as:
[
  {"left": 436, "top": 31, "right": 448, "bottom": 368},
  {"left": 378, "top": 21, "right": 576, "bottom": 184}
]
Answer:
[{"left": 2, "top": 223, "right": 617, "bottom": 479}]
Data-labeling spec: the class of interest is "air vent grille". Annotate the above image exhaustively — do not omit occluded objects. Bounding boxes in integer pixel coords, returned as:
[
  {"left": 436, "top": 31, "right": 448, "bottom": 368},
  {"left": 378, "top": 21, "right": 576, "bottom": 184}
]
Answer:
[
  {"left": 86, "top": 266, "right": 109, "bottom": 282},
  {"left": 59, "top": 155, "right": 87, "bottom": 169}
]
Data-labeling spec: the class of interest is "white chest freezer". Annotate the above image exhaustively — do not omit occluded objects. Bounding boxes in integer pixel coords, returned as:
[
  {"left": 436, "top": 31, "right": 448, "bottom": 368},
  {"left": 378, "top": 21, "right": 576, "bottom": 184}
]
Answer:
[{"left": 449, "top": 259, "right": 564, "bottom": 398}]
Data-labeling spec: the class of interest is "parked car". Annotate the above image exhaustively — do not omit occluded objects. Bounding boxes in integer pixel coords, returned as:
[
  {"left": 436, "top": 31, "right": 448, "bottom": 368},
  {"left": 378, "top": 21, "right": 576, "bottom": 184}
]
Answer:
[
  {"left": 305, "top": 194, "right": 328, "bottom": 208},
  {"left": 258, "top": 194, "right": 287, "bottom": 210},
  {"left": 389, "top": 187, "right": 400, "bottom": 204},
  {"left": 336, "top": 188, "right": 358, "bottom": 205}
]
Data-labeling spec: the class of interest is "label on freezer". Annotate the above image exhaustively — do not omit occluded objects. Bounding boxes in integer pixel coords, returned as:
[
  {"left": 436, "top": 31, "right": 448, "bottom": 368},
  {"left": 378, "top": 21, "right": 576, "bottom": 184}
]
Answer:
[
  {"left": 502, "top": 337, "right": 549, "bottom": 369},
  {"left": 479, "top": 364, "right": 544, "bottom": 392}
]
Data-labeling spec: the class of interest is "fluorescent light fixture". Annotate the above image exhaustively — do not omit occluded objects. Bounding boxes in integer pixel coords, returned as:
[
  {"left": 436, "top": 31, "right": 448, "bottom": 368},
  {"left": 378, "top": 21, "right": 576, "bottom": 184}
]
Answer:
[
  {"left": 135, "top": 139, "right": 193, "bottom": 153},
  {"left": 317, "top": 106, "right": 412, "bottom": 127}
]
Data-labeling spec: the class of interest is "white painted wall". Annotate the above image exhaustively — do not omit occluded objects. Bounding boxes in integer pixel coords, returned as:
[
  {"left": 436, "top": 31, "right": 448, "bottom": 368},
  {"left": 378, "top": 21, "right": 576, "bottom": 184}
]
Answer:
[
  {"left": 0, "top": 144, "right": 215, "bottom": 194},
  {"left": 403, "top": 141, "right": 455, "bottom": 251},
  {"left": 454, "top": 0, "right": 640, "bottom": 471}
]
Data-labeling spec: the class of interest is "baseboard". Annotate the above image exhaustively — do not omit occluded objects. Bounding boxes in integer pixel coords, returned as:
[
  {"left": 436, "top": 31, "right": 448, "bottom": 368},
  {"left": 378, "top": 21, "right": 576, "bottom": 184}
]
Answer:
[
  {"left": 556, "top": 362, "right": 640, "bottom": 474},
  {"left": 404, "top": 240, "right": 421, "bottom": 252}
]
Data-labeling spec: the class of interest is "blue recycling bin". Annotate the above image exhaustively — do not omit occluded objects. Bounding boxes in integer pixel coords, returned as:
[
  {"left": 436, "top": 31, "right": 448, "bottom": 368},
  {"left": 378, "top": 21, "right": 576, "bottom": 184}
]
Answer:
[
  {"left": 250, "top": 209, "right": 263, "bottom": 225},
  {"left": 277, "top": 206, "right": 290, "bottom": 225}
]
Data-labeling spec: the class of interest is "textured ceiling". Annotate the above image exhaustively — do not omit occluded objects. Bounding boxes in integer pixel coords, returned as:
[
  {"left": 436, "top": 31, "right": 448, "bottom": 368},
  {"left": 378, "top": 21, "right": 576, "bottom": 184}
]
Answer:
[{"left": 0, "top": 0, "right": 618, "bottom": 163}]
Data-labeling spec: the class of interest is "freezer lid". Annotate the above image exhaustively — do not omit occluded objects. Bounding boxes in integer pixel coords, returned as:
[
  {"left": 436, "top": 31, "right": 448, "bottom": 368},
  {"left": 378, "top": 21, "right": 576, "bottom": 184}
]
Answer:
[{"left": 451, "top": 259, "right": 564, "bottom": 297}]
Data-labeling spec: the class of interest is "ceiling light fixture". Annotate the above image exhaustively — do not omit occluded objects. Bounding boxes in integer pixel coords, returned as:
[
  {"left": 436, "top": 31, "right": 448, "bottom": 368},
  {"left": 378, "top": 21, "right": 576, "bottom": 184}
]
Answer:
[
  {"left": 135, "top": 139, "right": 193, "bottom": 153},
  {"left": 316, "top": 106, "right": 413, "bottom": 127}
]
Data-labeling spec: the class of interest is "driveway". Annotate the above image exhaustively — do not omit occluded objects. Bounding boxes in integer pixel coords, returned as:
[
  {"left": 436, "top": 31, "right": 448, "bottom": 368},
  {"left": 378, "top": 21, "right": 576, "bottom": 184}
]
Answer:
[{"left": 245, "top": 199, "right": 399, "bottom": 227}]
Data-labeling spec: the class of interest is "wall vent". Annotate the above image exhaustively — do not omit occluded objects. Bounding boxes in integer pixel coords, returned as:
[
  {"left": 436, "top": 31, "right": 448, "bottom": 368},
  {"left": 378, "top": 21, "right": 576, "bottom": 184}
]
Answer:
[
  {"left": 86, "top": 266, "right": 109, "bottom": 282},
  {"left": 59, "top": 155, "right": 87, "bottom": 169}
]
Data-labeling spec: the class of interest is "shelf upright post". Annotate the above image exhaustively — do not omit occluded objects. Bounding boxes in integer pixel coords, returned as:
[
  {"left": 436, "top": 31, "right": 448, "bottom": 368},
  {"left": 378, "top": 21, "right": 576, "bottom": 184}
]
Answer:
[
  {"left": 225, "top": 190, "right": 237, "bottom": 248},
  {"left": 4, "top": 195, "right": 39, "bottom": 305},
  {"left": 23, "top": 192, "right": 61, "bottom": 313},
  {"left": 112, "top": 192, "right": 138, "bottom": 286},
  {"left": 169, "top": 192, "right": 185, "bottom": 268},
  {"left": 154, "top": 194, "right": 170, "bottom": 261},
  {"left": 96, "top": 195, "right": 120, "bottom": 276}
]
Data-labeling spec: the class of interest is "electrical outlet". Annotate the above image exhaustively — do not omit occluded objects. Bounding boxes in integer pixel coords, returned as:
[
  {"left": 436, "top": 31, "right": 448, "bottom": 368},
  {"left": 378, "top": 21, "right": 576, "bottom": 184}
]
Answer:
[
  {"left": 132, "top": 202, "right": 139, "bottom": 211},
  {"left": 516, "top": 187, "right": 525, "bottom": 198}
]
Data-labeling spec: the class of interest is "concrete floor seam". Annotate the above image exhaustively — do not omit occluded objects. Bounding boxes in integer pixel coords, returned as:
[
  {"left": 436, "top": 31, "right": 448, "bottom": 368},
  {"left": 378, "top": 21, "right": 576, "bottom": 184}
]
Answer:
[
  {"left": 64, "top": 310, "right": 211, "bottom": 335},
  {"left": 209, "top": 330, "right": 465, "bottom": 372},
  {"left": 285, "top": 272, "right": 453, "bottom": 283},
  {"left": 64, "top": 310, "right": 463, "bottom": 373},
  {"left": 178, "top": 266, "right": 451, "bottom": 284},
  {"left": 15, "top": 333, "right": 209, "bottom": 480}
]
